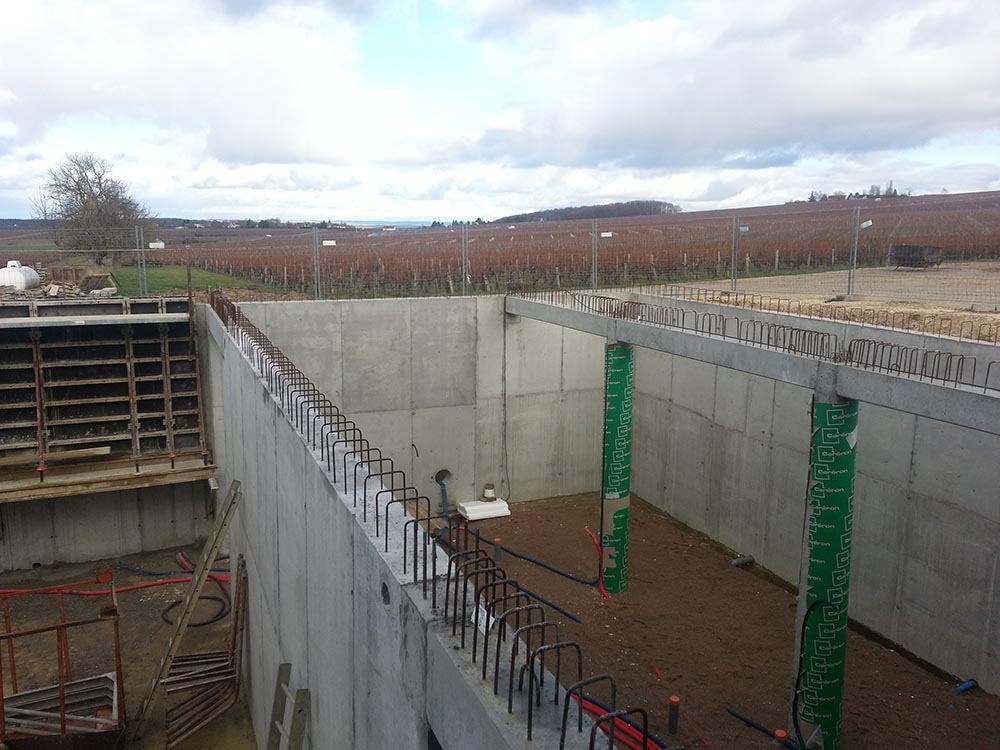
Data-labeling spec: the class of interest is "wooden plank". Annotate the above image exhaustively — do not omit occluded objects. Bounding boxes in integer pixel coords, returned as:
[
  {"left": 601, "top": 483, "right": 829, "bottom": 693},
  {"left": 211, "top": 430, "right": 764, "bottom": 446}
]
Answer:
[
  {"left": 44, "top": 447, "right": 113, "bottom": 463},
  {"left": 47, "top": 433, "right": 133, "bottom": 448},
  {"left": 0, "top": 465, "right": 216, "bottom": 504}
]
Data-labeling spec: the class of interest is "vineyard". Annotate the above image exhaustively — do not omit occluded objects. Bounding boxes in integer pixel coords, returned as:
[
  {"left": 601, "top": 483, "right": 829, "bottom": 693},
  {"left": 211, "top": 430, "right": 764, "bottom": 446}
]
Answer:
[{"left": 3, "top": 191, "right": 1000, "bottom": 299}]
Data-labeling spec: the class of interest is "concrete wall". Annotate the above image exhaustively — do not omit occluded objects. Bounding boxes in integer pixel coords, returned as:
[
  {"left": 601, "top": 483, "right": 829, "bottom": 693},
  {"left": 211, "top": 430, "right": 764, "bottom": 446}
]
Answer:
[
  {"left": 0, "top": 483, "right": 212, "bottom": 571},
  {"left": 212, "top": 295, "right": 1000, "bottom": 699},
  {"left": 206, "top": 309, "right": 600, "bottom": 750},
  {"left": 239, "top": 297, "right": 605, "bottom": 505},
  {"left": 631, "top": 346, "right": 1000, "bottom": 692}
]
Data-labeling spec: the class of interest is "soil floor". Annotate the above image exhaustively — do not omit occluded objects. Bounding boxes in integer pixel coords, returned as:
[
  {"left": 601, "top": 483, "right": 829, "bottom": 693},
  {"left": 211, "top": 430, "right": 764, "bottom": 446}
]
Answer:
[
  {"left": 471, "top": 494, "right": 1000, "bottom": 750},
  {"left": 0, "top": 547, "right": 256, "bottom": 749}
]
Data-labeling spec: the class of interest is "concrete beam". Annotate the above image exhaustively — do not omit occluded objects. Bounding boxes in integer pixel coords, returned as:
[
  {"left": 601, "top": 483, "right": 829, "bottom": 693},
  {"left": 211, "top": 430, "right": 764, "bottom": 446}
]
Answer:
[
  {"left": 0, "top": 313, "right": 189, "bottom": 328},
  {"left": 505, "top": 296, "right": 1000, "bottom": 436}
]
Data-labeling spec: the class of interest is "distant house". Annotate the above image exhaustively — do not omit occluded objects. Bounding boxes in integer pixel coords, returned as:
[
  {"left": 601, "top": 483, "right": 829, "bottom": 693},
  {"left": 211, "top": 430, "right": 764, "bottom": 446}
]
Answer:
[{"left": 382, "top": 226, "right": 397, "bottom": 232}]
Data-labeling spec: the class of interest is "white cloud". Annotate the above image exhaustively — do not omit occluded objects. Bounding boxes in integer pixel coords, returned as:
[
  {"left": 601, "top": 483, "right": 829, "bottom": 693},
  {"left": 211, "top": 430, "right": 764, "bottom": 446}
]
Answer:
[
  {"left": 458, "top": 0, "right": 1000, "bottom": 168},
  {"left": 0, "top": 0, "right": 998, "bottom": 219}
]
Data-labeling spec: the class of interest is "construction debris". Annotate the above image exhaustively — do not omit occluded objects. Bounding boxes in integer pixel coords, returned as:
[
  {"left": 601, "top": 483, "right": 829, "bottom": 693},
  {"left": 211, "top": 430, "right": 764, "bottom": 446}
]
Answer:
[{"left": 0, "top": 264, "right": 119, "bottom": 299}]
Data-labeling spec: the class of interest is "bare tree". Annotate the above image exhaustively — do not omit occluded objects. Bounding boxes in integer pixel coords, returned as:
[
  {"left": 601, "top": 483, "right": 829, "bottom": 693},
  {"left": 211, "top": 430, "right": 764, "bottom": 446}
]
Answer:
[{"left": 32, "top": 153, "right": 153, "bottom": 265}]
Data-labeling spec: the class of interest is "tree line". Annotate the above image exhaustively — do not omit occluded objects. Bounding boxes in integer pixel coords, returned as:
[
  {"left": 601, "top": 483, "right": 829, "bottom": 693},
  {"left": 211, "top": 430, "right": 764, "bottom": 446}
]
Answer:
[{"left": 495, "top": 200, "right": 682, "bottom": 224}]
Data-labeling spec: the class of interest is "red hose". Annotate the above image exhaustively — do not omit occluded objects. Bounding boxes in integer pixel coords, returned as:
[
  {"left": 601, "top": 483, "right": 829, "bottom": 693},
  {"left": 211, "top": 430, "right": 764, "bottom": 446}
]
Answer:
[
  {"left": 584, "top": 527, "right": 611, "bottom": 599},
  {"left": 570, "top": 693, "right": 661, "bottom": 750},
  {"left": 0, "top": 575, "right": 230, "bottom": 597}
]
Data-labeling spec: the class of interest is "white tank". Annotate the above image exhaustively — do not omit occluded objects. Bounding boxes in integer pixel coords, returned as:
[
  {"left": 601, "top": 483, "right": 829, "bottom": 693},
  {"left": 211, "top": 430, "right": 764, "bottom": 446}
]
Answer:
[{"left": 0, "top": 260, "right": 41, "bottom": 291}]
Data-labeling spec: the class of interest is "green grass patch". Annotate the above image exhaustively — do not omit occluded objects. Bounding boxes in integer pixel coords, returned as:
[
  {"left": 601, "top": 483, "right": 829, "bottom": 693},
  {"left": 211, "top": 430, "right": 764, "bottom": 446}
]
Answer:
[{"left": 113, "top": 266, "right": 271, "bottom": 296}]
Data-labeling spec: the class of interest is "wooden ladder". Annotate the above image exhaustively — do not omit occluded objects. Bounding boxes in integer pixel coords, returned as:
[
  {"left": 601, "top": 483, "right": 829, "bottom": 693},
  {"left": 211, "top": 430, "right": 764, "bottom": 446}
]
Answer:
[{"left": 267, "top": 663, "right": 310, "bottom": 750}]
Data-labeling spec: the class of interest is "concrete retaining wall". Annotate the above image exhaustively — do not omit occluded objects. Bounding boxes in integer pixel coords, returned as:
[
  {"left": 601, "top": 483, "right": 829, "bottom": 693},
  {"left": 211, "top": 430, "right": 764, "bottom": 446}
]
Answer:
[
  {"left": 631, "top": 345, "right": 1000, "bottom": 692},
  {"left": 206, "top": 309, "right": 600, "bottom": 750},
  {"left": 213, "top": 295, "right": 999, "bottom": 705},
  {"left": 0, "top": 483, "right": 212, "bottom": 571},
  {"left": 239, "top": 298, "right": 606, "bottom": 505}
]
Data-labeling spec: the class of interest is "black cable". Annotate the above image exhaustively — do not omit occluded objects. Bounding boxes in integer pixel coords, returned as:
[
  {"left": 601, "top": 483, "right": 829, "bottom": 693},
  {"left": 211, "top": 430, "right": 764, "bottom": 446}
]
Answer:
[{"left": 161, "top": 574, "right": 232, "bottom": 627}]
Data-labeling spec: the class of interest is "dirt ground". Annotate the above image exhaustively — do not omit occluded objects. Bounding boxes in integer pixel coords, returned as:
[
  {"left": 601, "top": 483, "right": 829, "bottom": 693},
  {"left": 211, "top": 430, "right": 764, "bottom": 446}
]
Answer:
[
  {"left": 0, "top": 547, "right": 256, "bottom": 749},
  {"left": 471, "top": 494, "right": 1000, "bottom": 750}
]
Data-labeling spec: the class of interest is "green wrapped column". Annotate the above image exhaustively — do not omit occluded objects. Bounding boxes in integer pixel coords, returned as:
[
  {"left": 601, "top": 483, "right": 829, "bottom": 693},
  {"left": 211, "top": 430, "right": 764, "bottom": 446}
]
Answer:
[
  {"left": 601, "top": 343, "right": 634, "bottom": 594},
  {"left": 796, "top": 398, "right": 858, "bottom": 749}
]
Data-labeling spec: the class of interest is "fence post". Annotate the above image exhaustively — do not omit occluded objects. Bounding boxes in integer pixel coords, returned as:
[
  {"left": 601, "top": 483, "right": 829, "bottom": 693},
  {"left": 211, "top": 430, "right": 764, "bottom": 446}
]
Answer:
[
  {"left": 591, "top": 221, "right": 598, "bottom": 291},
  {"left": 730, "top": 216, "right": 738, "bottom": 291},
  {"left": 312, "top": 227, "right": 321, "bottom": 300}
]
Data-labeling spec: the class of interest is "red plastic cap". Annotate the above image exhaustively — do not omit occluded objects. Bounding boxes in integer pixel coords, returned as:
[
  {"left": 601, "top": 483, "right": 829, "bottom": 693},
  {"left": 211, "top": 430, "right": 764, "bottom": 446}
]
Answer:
[
  {"left": 774, "top": 729, "right": 788, "bottom": 740},
  {"left": 493, "top": 537, "right": 502, "bottom": 544},
  {"left": 669, "top": 695, "right": 681, "bottom": 706}
]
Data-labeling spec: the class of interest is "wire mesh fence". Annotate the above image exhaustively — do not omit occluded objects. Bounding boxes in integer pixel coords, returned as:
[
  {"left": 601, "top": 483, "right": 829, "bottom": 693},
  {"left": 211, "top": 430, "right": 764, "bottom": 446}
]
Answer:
[{"left": 2, "top": 193, "right": 999, "bottom": 306}]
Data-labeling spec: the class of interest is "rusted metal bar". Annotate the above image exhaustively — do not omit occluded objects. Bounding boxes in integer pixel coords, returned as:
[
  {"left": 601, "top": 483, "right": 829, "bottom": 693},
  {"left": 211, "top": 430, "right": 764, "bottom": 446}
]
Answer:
[
  {"left": 186, "top": 310, "right": 210, "bottom": 459},
  {"left": 561, "top": 673, "right": 617, "bottom": 747},
  {"left": 472, "top": 580, "right": 519, "bottom": 663},
  {"left": 589, "top": 708, "right": 648, "bottom": 750},
  {"left": 526, "top": 642, "right": 583, "bottom": 739},
  {"left": 507, "top": 621, "right": 560, "bottom": 713},
  {"left": 28, "top": 328, "right": 47, "bottom": 467},
  {"left": 482, "top": 594, "right": 531, "bottom": 681},
  {"left": 403, "top": 512, "right": 444, "bottom": 577},
  {"left": 384, "top": 495, "right": 431, "bottom": 553},
  {"left": 460, "top": 565, "right": 507, "bottom": 650},
  {"left": 328, "top": 428, "right": 365, "bottom": 480},
  {"left": 346, "top": 448, "right": 386, "bottom": 503},
  {"left": 445, "top": 549, "right": 489, "bottom": 633},
  {"left": 158, "top": 323, "right": 177, "bottom": 456},
  {"left": 308, "top": 400, "right": 339, "bottom": 446},
  {"left": 2, "top": 599, "right": 16, "bottom": 694},
  {"left": 375, "top": 485, "right": 418, "bottom": 538},
  {"left": 123, "top": 325, "right": 141, "bottom": 460},
  {"left": 451, "top": 556, "right": 492, "bottom": 633}
]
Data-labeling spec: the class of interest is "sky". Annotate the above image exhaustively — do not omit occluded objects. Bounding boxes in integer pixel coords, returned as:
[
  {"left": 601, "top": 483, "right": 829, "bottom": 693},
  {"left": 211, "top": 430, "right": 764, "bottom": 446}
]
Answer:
[{"left": 1, "top": 0, "right": 999, "bottom": 221}]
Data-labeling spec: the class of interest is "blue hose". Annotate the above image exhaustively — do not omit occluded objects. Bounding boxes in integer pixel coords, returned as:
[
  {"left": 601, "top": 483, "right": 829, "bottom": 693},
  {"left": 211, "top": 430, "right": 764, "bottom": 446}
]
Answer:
[
  {"left": 433, "top": 478, "right": 451, "bottom": 541},
  {"left": 115, "top": 561, "right": 229, "bottom": 576},
  {"left": 435, "top": 478, "right": 449, "bottom": 521},
  {"left": 486, "top": 537, "right": 599, "bottom": 586},
  {"left": 434, "top": 535, "right": 582, "bottom": 624},
  {"left": 725, "top": 707, "right": 801, "bottom": 749},
  {"left": 115, "top": 562, "right": 174, "bottom": 576},
  {"left": 955, "top": 679, "right": 978, "bottom": 695}
]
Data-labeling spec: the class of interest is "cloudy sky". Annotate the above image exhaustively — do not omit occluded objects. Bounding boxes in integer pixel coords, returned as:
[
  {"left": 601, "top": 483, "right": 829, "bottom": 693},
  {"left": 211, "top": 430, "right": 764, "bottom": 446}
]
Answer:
[{"left": 1, "top": 0, "right": 999, "bottom": 221}]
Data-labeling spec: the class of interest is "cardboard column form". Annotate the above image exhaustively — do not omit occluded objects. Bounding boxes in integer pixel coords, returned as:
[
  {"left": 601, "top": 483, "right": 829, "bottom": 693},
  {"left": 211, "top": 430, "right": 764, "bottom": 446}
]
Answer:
[
  {"left": 796, "top": 399, "right": 858, "bottom": 750},
  {"left": 601, "top": 343, "right": 634, "bottom": 594}
]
